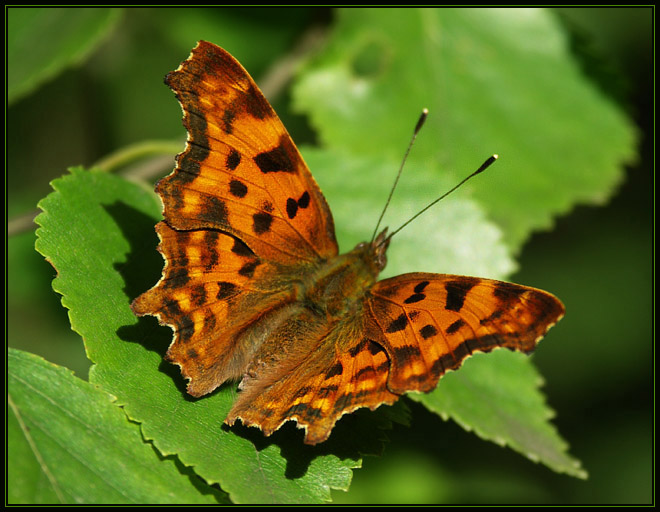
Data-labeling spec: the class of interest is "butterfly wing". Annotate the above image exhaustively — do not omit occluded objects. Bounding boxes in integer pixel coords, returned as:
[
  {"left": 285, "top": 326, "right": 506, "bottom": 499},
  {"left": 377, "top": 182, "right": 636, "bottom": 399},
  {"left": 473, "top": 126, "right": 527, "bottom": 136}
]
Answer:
[
  {"left": 365, "top": 272, "right": 565, "bottom": 394},
  {"left": 132, "top": 222, "right": 302, "bottom": 396},
  {"left": 225, "top": 272, "right": 564, "bottom": 444},
  {"left": 132, "top": 41, "right": 339, "bottom": 396},
  {"left": 158, "top": 40, "right": 338, "bottom": 264},
  {"left": 225, "top": 307, "right": 399, "bottom": 445}
]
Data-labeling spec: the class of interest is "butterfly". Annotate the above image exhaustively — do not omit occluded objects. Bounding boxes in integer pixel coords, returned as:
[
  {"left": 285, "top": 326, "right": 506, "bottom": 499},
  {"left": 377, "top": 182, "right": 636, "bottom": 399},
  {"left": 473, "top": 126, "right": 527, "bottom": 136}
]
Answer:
[{"left": 131, "top": 41, "right": 565, "bottom": 445}]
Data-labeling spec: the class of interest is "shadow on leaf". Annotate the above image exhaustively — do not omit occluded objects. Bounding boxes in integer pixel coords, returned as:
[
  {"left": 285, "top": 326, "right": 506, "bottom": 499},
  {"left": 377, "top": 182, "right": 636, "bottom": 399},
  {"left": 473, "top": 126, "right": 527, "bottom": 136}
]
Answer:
[
  {"left": 227, "top": 401, "right": 409, "bottom": 479},
  {"left": 104, "top": 201, "right": 191, "bottom": 397}
]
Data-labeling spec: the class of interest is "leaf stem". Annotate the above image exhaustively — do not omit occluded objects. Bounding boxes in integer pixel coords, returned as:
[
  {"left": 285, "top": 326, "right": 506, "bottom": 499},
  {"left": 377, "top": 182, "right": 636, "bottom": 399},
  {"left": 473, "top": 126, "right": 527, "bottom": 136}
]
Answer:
[{"left": 92, "top": 140, "right": 182, "bottom": 174}]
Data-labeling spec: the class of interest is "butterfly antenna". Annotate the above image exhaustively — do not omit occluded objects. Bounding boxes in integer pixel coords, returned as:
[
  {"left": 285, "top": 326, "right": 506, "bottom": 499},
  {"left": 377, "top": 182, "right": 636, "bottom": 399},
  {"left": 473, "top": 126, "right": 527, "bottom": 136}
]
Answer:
[
  {"left": 371, "top": 108, "right": 429, "bottom": 243},
  {"left": 382, "top": 154, "right": 498, "bottom": 245}
]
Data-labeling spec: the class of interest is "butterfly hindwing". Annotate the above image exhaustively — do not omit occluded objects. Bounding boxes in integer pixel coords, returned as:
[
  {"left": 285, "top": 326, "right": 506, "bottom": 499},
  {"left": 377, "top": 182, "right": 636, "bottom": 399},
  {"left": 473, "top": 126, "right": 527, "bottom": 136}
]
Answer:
[
  {"left": 132, "top": 222, "right": 298, "bottom": 396},
  {"left": 225, "top": 308, "right": 399, "bottom": 445}
]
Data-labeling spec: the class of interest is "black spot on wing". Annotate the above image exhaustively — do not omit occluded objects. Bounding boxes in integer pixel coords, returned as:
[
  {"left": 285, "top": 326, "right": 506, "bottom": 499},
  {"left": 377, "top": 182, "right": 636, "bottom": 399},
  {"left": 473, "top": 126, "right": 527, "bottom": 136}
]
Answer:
[
  {"left": 392, "top": 344, "right": 421, "bottom": 363},
  {"left": 164, "top": 269, "right": 190, "bottom": 289},
  {"left": 203, "top": 312, "right": 217, "bottom": 333},
  {"left": 287, "top": 402, "right": 323, "bottom": 421},
  {"left": 446, "top": 319, "right": 465, "bottom": 334},
  {"left": 222, "top": 109, "right": 236, "bottom": 134},
  {"left": 199, "top": 196, "right": 229, "bottom": 225},
  {"left": 166, "top": 299, "right": 194, "bottom": 343},
  {"left": 493, "top": 281, "right": 525, "bottom": 300},
  {"left": 298, "top": 191, "right": 310, "bottom": 208},
  {"left": 216, "top": 281, "right": 237, "bottom": 300},
  {"left": 353, "top": 365, "right": 377, "bottom": 381},
  {"left": 202, "top": 231, "right": 219, "bottom": 269},
  {"left": 480, "top": 310, "right": 503, "bottom": 325},
  {"left": 348, "top": 338, "right": 367, "bottom": 358},
  {"left": 253, "top": 135, "right": 298, "bottom": 174},
  {"left": 326, "top": 362, "right": 343, "bottom": 378},
  {"left": 244, "top": 83, "right": 271, "bottom": 120},
  {"left": 445, "top": 277, "right": 480, "bottom": 312},
  {"left": 404, "top": 293, "right": 425, "bottom": 304},
  {"left": 286, "top": 191, "right": 311, "bottom": 220},
  {"left": 419, "top": 324, "right": 438, "bottom": 339},
  {"left": 386, "top": 313, "right": 408, "bottom": 333},
  {"left": 229, "top": 179, "right": 248, "bottom": 198},
  {"left": 238, "top": 259, "right": 259, "bottom": 278},
  {"left": 231, "top": 237, "right": 254, "bottom": 257},
  {"left": 252, "top": 211, "right": 273, "bottom": 234},
  {"left": 333, "top": 393, "right": 355, "bottom": 413},
  {"left": 226, "top": 149, "right": 241, "bottom": 171},
  {"left": 316, "top": 385, "right": 339, "bottom": 398},
  {"left": 254, "top": 145, "right": 293, "bottom": 174},
  {"left": 294, "top": 386, "right": 313, "bottom": 399},
  {"left": 162, "top": 298, "right": 183, "bottom": 320},
  {"left": 286, "top": 197, "right": 298, "bottom": 219},
  {"left": 368, "top": 340, "right": 386, "bottom": 356}
]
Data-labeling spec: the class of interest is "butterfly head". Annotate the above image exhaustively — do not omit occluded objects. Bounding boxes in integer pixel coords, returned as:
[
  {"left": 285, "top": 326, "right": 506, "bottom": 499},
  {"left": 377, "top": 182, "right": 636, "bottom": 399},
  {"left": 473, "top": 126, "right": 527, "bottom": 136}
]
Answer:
[
  {"left": 372, "top": 228, "right": 391, "bottom": 270},
  {"left": 353, "top": 228, "right": 390, "bottom": 279}
]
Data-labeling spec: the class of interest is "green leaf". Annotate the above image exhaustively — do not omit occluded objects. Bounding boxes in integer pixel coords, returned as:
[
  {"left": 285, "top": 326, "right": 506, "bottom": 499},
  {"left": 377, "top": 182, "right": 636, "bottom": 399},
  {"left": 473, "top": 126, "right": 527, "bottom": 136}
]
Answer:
[
  {"left": 7, "top": 7, "right": 121, "bottom": 104},
  {"left": 7, "top": 406, "right": 60, "bottom": 504},
  {"left": 414, "top": 350, "right": 587, "bottom": 479},
  {"left": 34, "top": 167, "right": 366, "bottom": 504},
  {"left": 293, "top": 7, "right": 637, "bottom": 248},
  {"left": 7, "top": 348, "right": 226, "bottom": 504}
]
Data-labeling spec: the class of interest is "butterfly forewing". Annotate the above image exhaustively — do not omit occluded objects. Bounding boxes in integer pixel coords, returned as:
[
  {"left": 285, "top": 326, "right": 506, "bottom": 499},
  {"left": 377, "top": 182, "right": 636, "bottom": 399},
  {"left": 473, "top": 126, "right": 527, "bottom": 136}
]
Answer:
[
  {"left": 158, "top": 41, "right": 338, "bottom": 264},
  {"left": 366, "top": 273, "right": 565, "bottom": 394}
]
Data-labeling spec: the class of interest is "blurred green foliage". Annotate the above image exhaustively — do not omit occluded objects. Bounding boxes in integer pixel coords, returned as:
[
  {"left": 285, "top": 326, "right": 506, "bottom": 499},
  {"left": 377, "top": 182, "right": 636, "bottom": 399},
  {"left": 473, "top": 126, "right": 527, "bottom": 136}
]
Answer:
[{"left": 7, "top": 7, "right": 651, "bottom": 505}]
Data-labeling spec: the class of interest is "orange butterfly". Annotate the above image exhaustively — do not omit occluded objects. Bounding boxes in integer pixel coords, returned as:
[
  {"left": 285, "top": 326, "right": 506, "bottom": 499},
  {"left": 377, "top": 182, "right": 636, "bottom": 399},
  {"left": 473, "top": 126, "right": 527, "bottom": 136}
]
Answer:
[{"left": 132, "top": 41, "right": 565, "bottom": 445}]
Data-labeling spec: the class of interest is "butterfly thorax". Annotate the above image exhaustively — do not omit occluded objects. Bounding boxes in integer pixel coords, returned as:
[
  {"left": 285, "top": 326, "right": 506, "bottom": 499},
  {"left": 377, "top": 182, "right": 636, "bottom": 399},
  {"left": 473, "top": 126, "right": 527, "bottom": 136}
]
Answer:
[{"left": 300, "top": 229, "right": 390, "bottom": 319}]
